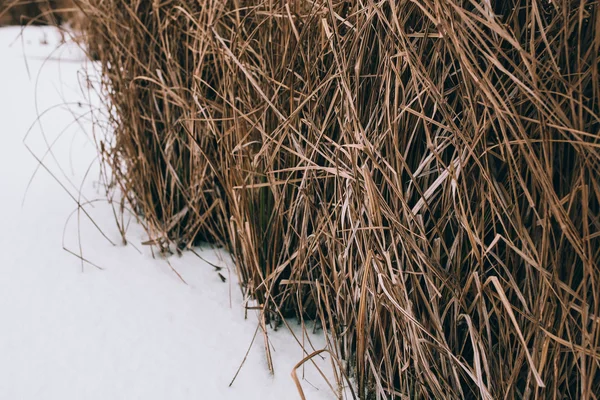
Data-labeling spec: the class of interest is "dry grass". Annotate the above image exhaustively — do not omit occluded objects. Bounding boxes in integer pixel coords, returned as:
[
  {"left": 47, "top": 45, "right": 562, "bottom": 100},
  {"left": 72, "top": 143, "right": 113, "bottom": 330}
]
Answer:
[{"left": 77, "top": 0, "right": 600, "bottom": 398}]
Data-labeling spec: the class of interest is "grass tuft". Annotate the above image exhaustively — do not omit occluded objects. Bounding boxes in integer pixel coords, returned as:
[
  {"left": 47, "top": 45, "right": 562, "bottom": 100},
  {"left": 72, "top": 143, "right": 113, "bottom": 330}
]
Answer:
[{"left": 78, "top": 0, "right": 600, "bottom": 398}]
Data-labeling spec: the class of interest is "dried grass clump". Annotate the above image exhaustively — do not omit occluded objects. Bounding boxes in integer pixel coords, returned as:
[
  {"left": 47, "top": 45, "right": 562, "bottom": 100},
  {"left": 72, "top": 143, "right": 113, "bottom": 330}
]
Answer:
[{"left": 79, "top": 0, "right": 600, "bottom": 398}]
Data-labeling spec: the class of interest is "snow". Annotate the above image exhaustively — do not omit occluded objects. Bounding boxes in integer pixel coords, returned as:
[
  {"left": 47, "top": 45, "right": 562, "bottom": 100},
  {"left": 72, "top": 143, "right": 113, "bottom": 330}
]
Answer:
[{"left": 0, "top": 26, "right": 344, "bottom": 399}]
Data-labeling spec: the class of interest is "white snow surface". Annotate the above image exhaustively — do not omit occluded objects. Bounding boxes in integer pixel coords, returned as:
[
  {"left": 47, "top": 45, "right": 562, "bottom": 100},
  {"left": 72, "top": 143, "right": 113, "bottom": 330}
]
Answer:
[{"left": 0, "top": 26, "right": 344, "bottom": 400}]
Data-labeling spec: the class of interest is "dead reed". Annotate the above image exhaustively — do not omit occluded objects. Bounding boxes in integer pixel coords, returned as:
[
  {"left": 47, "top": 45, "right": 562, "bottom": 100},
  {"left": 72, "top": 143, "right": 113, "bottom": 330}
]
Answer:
[{"left": 78, "top": 0, "right": 600, "bottom": 398}]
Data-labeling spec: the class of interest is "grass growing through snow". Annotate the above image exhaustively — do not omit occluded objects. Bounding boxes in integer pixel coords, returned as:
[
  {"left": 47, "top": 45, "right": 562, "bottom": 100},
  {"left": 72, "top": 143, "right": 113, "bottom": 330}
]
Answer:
[{"left": 77, "top": 0, "right": 600, "bottom": 398}]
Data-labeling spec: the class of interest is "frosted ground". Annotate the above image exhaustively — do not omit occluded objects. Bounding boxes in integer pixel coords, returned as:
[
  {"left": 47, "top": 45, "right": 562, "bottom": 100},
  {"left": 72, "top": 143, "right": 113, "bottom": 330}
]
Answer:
[{"left": 0, "top": 26, "right": 346, "bottom": 399}]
